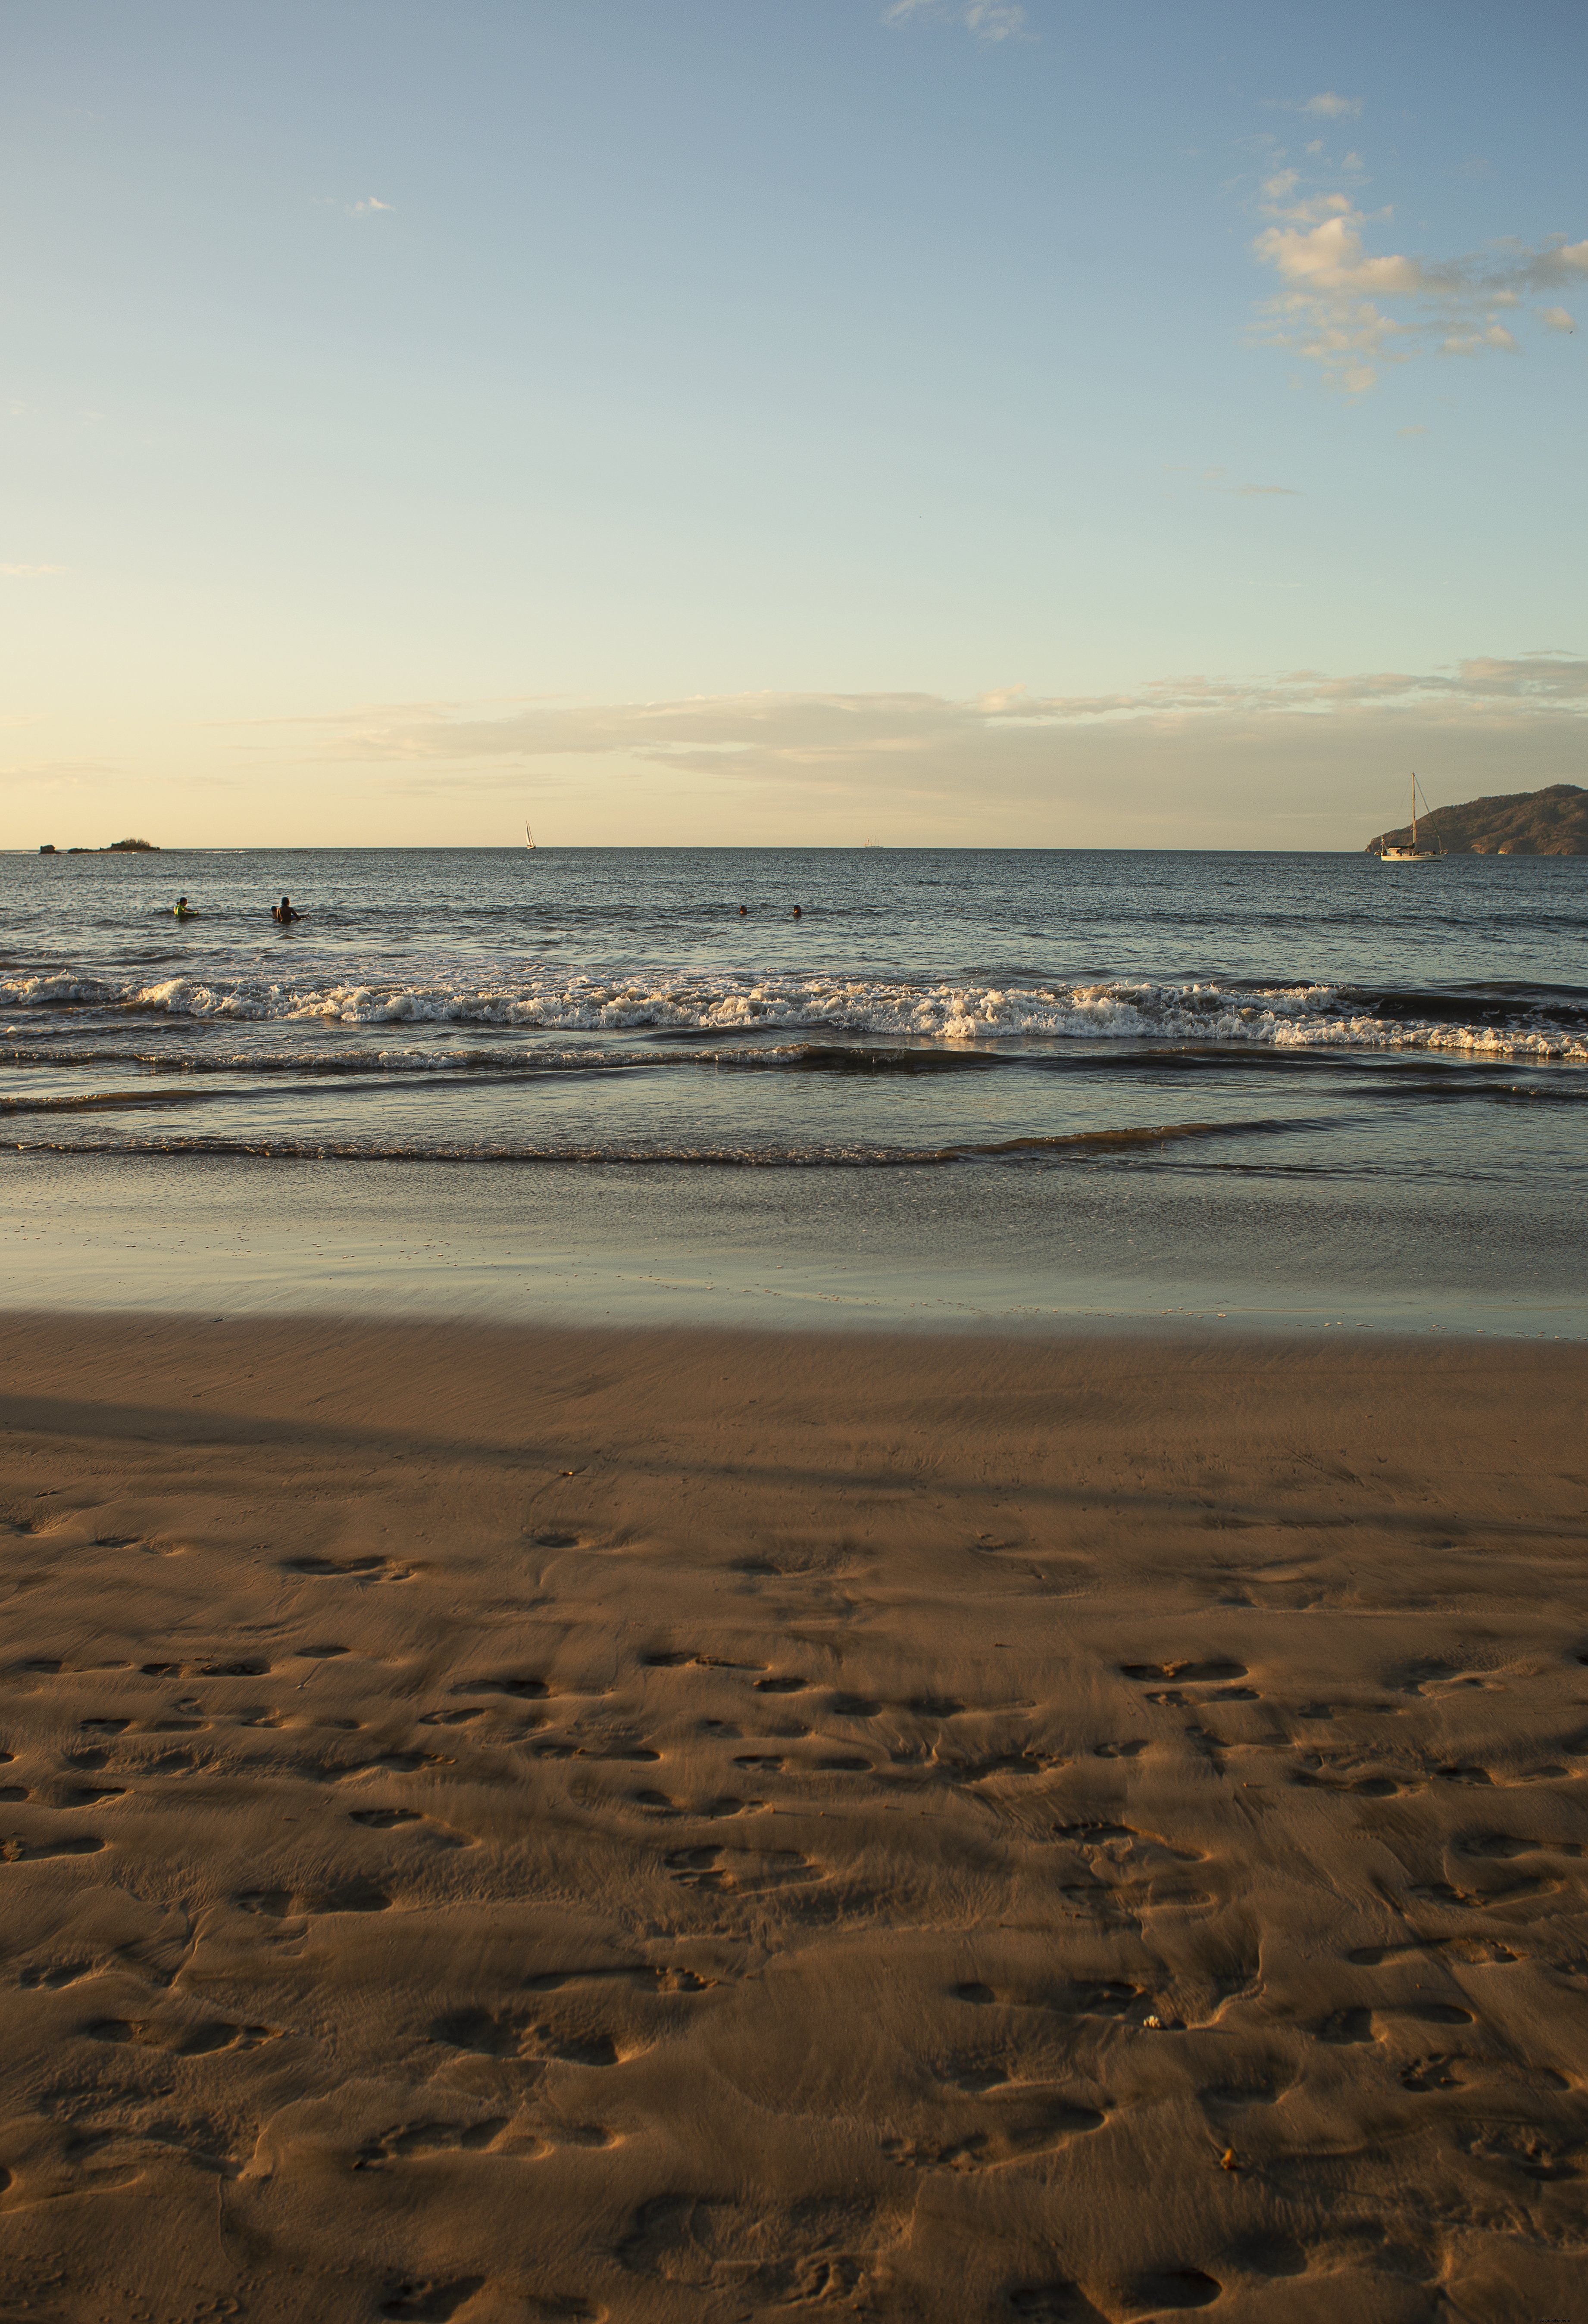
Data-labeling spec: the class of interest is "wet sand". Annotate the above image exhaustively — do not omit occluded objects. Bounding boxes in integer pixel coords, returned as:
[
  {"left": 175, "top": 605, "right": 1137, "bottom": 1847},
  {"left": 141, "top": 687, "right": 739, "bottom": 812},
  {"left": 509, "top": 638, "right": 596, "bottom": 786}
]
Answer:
[{"left": 0, "top": 1316, "right": 1585, "bottom": 2323}]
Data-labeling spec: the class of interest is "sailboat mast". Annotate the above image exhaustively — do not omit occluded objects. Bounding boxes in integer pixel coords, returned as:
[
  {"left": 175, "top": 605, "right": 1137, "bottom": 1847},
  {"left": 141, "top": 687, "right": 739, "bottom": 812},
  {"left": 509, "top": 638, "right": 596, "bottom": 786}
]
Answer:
[{"left": 1410, "top": 773, "right": 1417, "bottom": 848}]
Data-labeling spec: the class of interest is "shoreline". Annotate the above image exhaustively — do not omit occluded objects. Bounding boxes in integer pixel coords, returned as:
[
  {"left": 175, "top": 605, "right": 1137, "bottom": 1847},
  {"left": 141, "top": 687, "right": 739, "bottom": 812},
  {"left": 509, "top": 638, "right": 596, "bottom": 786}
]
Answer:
[
  {"left": 7, "top": 1149, "right": 1586, "bottom": 1340},
  {"left": 2, "top": 1315, "right": 1586, "bottom": 2318}
]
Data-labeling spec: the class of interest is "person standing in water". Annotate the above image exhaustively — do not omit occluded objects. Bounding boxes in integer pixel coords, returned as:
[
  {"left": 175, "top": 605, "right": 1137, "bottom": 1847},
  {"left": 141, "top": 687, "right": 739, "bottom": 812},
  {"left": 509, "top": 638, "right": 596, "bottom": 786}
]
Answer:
[{"left": 272, "top": 895, "right": 302, "bottom": 923}]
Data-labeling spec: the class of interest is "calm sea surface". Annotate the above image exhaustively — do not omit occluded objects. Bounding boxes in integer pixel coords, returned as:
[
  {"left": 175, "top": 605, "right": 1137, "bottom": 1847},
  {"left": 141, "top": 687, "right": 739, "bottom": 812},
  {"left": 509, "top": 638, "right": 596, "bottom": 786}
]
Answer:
[{"left": 3, "top": 846, "right": 1585, "bottom": 1330}]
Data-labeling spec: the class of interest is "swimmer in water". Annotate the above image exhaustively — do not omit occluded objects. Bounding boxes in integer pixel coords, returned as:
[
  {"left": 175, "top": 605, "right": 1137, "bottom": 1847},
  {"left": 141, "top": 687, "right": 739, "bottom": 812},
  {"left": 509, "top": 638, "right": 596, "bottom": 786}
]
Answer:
[
  {"left": 738, "top": 904, "right": 747, "bottom": 916},
  {"left": 272, "top": 895, "right": 301, "bottom": 924},
  {"left": 792, "top": 904, "right": 803, "bottom": 918},
  {"left": 173, "top": 895, "right": 191, "bottom": 918}
]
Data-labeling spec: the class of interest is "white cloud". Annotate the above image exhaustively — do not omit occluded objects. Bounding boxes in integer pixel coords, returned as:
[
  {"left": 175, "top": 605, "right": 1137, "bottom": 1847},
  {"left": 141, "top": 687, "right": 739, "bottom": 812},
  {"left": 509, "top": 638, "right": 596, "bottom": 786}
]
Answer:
[
  {"left": 1250, "top": 167, "right": 1588, "bottom": 391},
  {"left": 1440, "top": 322, "right": 1517, "bottom": 356},
  {"left": 885, "top": 0, "right": 1026, "bottom": 39},
  {"left": 1542, "top": 305, "right": 1577, "bottom": 333},
  {"left": 291, "top": 655, "right": 1588, "bottom": 778},
  {"left": 350, "top": 196, "right": 392, "bottom": 216},
  {"left": 210, "top": 657, "right": 1587, "bottom": 843},
  {"left": 1301, "top": 92, "right": 1362, "bottom": 119}
]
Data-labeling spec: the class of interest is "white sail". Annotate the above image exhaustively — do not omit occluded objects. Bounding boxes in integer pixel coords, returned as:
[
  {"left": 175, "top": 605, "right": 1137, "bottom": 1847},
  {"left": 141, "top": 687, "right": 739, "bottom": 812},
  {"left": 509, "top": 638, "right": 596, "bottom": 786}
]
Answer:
[{"left": 525, "top": 821, "right": 536, "bottom": 851}]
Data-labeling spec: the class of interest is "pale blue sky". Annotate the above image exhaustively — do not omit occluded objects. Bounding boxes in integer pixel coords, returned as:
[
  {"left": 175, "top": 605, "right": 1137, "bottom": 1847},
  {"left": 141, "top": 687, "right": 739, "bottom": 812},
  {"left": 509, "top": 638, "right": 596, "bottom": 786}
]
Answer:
[{"left": 3, "top": 0, "right": 1584, "bottom": 845}]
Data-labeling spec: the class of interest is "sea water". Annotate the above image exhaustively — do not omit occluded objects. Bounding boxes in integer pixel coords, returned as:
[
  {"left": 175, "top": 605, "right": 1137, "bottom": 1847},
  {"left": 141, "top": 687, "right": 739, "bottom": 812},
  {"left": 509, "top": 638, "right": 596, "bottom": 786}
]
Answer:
[{"left": 3, "top": 846, "right": 1584, "bottom": 1331}]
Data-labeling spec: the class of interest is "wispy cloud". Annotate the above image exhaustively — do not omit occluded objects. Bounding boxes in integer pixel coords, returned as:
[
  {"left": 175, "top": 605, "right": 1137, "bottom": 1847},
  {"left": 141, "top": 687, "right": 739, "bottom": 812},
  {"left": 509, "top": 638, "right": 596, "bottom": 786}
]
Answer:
[
  {"left": 1249, "top": 156, "right": 1588, "bottom": 391},
  {"left": 286, "top": 654, "right": 1588, "bottom": 779},
  {"left": 885, "top": 0, "right": 1027, "bottom": 41},
  {"left": 1542, "top": 304, "right": 1577, "bottom": 334},
  {"left": 1300, "top": 92, "right": 1362, "bottom": 119},
  {"left": 350, "top": 195, "right": 392, "bottom": 216},
  {"left": 238, "top": 658, "right": 1585, "bottom": 841}
]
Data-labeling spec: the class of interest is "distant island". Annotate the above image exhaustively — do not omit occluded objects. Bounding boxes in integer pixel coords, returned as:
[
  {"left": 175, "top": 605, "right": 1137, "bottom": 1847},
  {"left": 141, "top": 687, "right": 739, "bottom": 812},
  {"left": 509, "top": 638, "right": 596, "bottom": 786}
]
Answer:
[
  {"left": 1367, "top": 783, "right": 1587, "bottom": 856},
  {"left": 41, "top": 836, "right": 161, "bottom": 855}
]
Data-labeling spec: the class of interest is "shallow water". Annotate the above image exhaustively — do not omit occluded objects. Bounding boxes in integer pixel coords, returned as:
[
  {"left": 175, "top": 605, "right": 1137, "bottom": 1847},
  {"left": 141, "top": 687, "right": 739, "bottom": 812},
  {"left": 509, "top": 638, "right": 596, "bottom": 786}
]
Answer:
[{"left": 3, "top": 846, "right": 1584, "bottom": 1330}]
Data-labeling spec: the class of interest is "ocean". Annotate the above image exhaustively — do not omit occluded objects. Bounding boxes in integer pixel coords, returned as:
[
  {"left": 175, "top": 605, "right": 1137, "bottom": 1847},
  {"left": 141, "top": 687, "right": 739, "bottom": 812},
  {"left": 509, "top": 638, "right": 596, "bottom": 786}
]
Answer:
[{"left": 3, "top": 845, "right": 1585, "bottom": 1332}]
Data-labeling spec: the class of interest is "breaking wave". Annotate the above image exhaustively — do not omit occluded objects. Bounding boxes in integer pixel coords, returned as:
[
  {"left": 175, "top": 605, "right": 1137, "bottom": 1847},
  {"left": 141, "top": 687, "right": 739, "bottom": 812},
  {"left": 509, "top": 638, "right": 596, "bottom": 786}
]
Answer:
[{"left": 3, "top": 965, "right": 1585, "bottom": 1059}]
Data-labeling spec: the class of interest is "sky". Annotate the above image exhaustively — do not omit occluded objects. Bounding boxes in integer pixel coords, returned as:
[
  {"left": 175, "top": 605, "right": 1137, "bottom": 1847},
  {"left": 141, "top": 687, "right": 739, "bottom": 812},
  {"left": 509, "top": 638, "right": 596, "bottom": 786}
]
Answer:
[{"left": 3, "top": 0, "right": 1585, "bottom": 849}]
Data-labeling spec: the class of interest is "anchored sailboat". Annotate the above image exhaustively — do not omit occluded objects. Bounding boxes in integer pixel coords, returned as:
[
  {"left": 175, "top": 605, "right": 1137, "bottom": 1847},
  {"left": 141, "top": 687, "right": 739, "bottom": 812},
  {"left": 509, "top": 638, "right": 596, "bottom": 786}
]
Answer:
[
  {"left": 524, "top": 821, "right": 536, "bottom": 851},
  {"left": 1378, "top": 774, "right": 1444, "bottom": 862}
]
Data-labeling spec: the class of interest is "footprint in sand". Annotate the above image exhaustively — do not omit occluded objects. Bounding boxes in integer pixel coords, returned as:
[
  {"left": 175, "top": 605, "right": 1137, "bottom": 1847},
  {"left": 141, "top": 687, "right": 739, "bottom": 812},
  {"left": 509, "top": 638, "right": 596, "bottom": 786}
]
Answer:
[
  {"left": 948, "top": 1748, "right": 1064, "bottom": 1783},
  {"left": 1460, "top": 1832, "right": 1547, "bottom": 1859},
  {"left": 1199, "top": 2069, "right": 1294, "bottom": 2110},
  {"left": 378, "top": 2276, "right": 490, "bottom": 2320},
  {"left": 1120, "top": 1659, "right": 1248, "bottom": 1686},
  {"left": 1227, "top": 2232, "right": 1309, "bottom": 2280},
  {"left": 954, "top": 1978, "right": 1144, "bottom": 2021},
  {"left": 1395, "top": 1659, "right": 1503, "bottom": 1698},
  {"left": 1400, "top": 2054, "right": 1467, "bottom": 2090},
  {"left": 1, "top": 1833, "right": 106, "bottom": 1863},
  {"left": 356, "top": 2120, "right": 541, "bottom": 2169},
  {"left": 1111, "top": 2268, "right": 1222, "bottom": 2314},
  {"left": 665, "top": 1844, "right": 822, "bottom": 1894},
  {"left": 429, "top": 2005, "right": 634, "bottom": 2067},
  {"left": 454, "top": 1675, "right": 550, "bottom": 1701},
  {"left": 525, "top": 1963, "right": 715, "bottom": 1996},
  {"left": 1407, "top": 1873, "right": 1561, "bottom": 1911},
  {"left": 283, "top": 1555, "right": 415, "bottom": 1582},
  {"left": 235, "top": 1877, "right": 391, "bottom": 1918},
  {"left": 20, "top": 1959, "right": 100, "bottom": 1989},
  {"left": 333, "top": 1749, "right": 454, "bottom": 1778},
  {"left": 1316, "top": 2007, "right": 1378, "bottom": 2045},
  {"left": 1292, "top": 1767, "right": 1405, "bottom": 1797},
  {"left": 1006, "top": 2285, "right": 1105, "bottom": 2321},
  {"left": 85, "top": 2016, "right": 278, "bottom": 2053},
  {"left": 349, "top": 1804, "right": 474, "bottom": 1849},
  {"left": 885, "top": 2086, "right": 1108, "bottom": 2171}
]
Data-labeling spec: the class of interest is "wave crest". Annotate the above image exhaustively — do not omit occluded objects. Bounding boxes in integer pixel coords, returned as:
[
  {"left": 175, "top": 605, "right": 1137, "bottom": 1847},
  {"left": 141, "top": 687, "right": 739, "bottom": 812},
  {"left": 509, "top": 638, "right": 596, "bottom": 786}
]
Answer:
[{"left": 2, "top": 966, "right": 1584, "bottom": 1059}]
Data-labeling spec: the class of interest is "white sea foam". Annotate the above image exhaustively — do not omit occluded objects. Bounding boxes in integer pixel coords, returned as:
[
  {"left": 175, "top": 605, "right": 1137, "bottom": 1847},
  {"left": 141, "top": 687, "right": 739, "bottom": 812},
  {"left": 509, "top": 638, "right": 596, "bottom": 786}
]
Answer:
[{"left": 1, "top": 966, "right": 1584, "bottom": 1059}]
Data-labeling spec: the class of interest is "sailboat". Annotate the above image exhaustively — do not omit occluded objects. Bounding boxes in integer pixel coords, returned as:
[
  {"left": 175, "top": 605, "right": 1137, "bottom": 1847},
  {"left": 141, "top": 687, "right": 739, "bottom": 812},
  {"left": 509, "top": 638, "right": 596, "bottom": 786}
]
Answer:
[
  {"left": 524, "top": 821, "right": 536, "bottom": 851},
  {"left": 1378, "top": 774, "right": 1444, "bottom": 862}
]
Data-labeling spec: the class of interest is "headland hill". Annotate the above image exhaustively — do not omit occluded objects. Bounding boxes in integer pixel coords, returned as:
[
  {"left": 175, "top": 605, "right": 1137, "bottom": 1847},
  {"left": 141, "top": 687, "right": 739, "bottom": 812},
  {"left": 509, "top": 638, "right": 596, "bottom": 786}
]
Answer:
[{"left": 1368, "top": 781, "right": 1587, "bottom": 855}]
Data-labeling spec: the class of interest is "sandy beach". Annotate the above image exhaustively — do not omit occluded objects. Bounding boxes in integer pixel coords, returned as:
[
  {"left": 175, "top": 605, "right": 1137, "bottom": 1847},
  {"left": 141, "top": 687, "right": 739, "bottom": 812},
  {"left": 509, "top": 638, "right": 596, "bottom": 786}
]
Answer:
[{"left": 1, "top": 1316, "right": 1586, "bottom": 2323}]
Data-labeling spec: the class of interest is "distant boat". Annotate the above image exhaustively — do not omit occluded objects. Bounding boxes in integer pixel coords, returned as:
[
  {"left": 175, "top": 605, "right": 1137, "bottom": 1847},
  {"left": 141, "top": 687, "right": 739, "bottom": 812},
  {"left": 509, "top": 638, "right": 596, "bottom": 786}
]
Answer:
[
  {"left": 525, "top": 821, "right": 536, "bottom": 851},
  {"left": 1378, "top": 773, "right": 1445, "bottom": 861}
]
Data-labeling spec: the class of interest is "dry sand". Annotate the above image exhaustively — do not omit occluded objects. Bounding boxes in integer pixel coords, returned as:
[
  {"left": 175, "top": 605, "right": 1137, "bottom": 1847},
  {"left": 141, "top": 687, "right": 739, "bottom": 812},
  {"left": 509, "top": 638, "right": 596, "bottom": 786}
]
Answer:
[{"left": 0, "top": 1316, "right": 1585, "bottom": 2324}]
